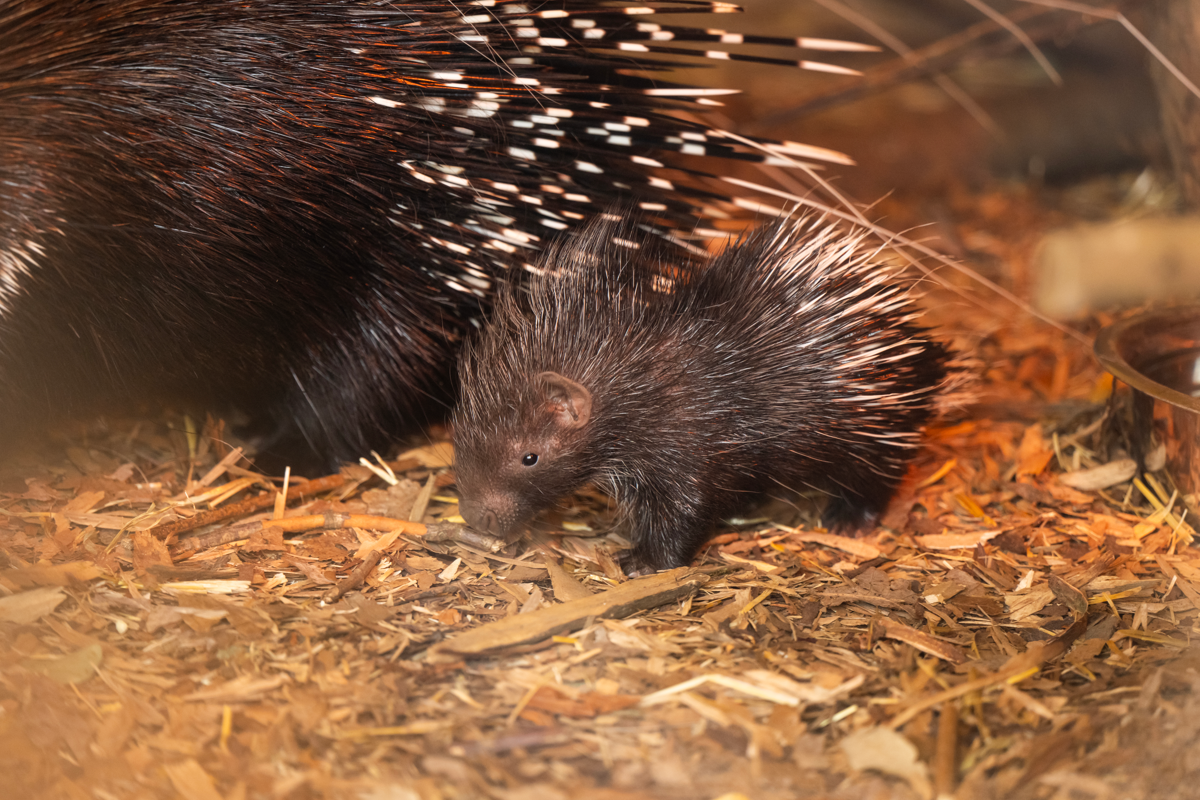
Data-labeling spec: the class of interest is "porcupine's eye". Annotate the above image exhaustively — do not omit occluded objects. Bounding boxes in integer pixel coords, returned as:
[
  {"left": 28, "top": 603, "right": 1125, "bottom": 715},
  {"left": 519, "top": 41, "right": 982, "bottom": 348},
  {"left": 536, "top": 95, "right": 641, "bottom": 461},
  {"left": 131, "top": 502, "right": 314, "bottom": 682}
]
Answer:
[{"left": 521, "top": 453, "right": 539, "bottom": 467}]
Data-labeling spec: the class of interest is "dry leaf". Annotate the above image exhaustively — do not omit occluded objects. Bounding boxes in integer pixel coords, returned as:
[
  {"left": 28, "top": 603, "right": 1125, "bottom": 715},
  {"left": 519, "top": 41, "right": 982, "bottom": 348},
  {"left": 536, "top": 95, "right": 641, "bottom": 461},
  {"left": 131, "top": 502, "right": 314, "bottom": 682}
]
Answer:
[
  {"left": 1059, "top": 458, "right": 1138, "bottom": 491},
  {"left": 840, "top": 726, "right": 932, "bottom": 798},
  {"left": 395, "top": 442, "right": 454, "bottom": 468},
  {"left": 163, "top": 759, "right": 224, "bottom": 800},
  {"left": 1006, "top": 587, "right": 1055, "bottom": 621},
  {"left": 544, "top": 557, "right": 593, "bottom": 602},
  {"left": 62, "top": 489, "right": 105, "bottom": 514},
  {"left": 916, "top": 530, "right": 1002, "bottom": 550},
  {"left": 362, "top": 480, "right": 423, "bottom": 519},
  {"left": 0, "top": 586, "right": 66, "bottom": 624},
  {"left": 24, "top": 643, "right": 103, "bottom": 684},
  {"left": 132, "top": 530, "right": 173, "bottom": 570}
]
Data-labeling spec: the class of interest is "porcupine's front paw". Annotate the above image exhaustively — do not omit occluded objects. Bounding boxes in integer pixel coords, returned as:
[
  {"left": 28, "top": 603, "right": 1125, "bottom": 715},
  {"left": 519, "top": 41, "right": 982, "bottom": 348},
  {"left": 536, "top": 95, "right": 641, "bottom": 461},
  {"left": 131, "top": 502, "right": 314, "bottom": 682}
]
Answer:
[
  {"left": 821, "top": 491, "right": 890, "bottom": 536},
  {"left": 617, "top": 525, "right": 709, "bottom": 576},
  {"left": 616, "top": 491, "right": 719, "bottom": 576},
  {"left": 617, "top": 546, "right": 664, "bottom": 578}
]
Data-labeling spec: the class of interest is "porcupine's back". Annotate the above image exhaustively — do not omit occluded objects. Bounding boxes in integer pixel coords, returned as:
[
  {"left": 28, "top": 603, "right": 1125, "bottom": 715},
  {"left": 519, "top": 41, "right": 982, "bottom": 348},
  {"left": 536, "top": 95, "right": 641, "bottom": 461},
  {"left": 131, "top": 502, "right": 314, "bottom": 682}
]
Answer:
[
  {"left": 667, "top": 217, "right": 952, "bottom": 523},
  {"left": 0, "top": 1, "right": 865, "bottom": 469}
]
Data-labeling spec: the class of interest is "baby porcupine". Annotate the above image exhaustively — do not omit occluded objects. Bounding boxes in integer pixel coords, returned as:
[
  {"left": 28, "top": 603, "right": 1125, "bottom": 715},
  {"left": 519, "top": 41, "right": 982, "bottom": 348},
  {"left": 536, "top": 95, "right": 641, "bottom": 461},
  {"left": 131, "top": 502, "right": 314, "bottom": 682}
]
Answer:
[
  {"left": 0, "top": 0, "right": 869, "bottom": 470},
  {"left": 453, "top": 213, "right": 953, "bottom": 573}
]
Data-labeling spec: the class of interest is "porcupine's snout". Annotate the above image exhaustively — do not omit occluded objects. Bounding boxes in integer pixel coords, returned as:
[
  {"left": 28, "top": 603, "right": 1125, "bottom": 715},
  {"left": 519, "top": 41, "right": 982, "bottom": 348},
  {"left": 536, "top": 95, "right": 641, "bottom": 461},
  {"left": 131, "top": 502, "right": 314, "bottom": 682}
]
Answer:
[
  {"left": 458, "top": 495, "right": 522, "bottom": 539},
  {"left": 458, "top": 499, "right": 494, "bottom": 533}
]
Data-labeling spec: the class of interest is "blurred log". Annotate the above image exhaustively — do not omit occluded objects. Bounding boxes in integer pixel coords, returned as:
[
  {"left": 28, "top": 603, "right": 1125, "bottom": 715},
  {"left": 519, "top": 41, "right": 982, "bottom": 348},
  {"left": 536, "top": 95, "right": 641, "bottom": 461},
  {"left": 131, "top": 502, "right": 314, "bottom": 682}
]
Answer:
[{"left": 1148, "top": 0, "right": 1200, "bottom": 206}]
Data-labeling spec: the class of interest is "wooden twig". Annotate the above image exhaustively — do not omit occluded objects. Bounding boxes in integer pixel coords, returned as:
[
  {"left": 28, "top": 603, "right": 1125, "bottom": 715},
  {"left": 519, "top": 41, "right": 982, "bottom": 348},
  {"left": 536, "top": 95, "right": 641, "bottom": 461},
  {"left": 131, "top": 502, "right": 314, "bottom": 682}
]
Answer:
[
  {"left": 169, "top": 512, "right": 428, "bottom": 561},
  {"left": 261, "top": 513, "right": 427, "bottom": 535},
  {"left": 152, "top": 473, "right": 346, "bottom": 542},
  {"left": 933, "top": 701, "right": 960, "bottom": 798},
  {"left": 325, "top": 550, "right": 384, "bottom": 602}
]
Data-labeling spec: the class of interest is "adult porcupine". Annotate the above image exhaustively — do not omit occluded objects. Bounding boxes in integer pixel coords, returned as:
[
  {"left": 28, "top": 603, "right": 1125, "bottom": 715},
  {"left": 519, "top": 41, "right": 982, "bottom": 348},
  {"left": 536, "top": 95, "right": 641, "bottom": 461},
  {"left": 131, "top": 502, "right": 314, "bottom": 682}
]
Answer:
[
  {"left": 453, "top": 213, "right": 953, "bottom": 574},
  {"left": 0, "top": 0, "right": 866, "bottom": 469}
]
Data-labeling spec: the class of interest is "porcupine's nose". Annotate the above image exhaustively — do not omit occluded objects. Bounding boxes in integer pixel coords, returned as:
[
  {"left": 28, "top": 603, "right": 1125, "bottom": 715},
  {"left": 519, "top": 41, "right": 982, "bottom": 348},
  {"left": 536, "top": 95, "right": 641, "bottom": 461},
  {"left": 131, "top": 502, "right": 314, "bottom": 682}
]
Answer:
[
  {"left": 459, "top": 499, "right": 500, "bottom": 535},
  {"left": 479, "top": 509, "right": 500, "bottom": 535}
]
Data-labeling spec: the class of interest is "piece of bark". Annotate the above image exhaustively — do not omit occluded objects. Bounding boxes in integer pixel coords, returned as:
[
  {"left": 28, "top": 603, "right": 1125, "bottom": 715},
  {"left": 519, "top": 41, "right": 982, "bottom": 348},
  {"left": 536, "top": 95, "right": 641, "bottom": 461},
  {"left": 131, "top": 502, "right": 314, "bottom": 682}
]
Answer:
[
  {"left": 876, "top": 617, "right": 967, "bottom": 664},
  {"left": 543, "top": 556, "right": 594, "bottom": 602},
  {"left": 433, "top": 567, "right": 705, "bottom": 657}
]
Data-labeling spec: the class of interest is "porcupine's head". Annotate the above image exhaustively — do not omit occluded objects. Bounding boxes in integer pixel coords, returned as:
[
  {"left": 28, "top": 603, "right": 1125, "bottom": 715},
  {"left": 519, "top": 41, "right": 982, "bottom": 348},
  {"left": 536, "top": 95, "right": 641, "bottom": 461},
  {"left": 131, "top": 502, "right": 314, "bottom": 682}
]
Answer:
[
  {"left": 453, "top": 360, "right": 598, "bottom": 540},
  {"left": 450, "top": 212, "right": 685, "bottom": 540}
]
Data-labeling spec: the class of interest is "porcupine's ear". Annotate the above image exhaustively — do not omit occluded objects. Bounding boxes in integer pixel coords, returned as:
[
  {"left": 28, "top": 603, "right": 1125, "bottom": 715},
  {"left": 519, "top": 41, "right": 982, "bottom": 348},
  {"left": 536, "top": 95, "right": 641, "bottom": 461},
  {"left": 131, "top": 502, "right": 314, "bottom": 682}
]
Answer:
[{"left": 536, "top": 372, "right": 592, "bottom": 429}]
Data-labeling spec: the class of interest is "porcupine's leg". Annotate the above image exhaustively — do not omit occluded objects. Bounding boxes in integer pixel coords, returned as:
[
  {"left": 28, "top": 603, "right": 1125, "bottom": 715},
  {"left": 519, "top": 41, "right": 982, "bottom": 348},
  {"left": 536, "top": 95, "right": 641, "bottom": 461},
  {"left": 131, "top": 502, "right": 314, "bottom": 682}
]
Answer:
[
  {"left": 819, "top": 402, "right": 943, "bottom": 534},
  {"left": 252, "top": 292, "right": 463, "bottom": 474},
  {"left": 617, "top": 482, "right": 727, "bottom": 575},
  {"left": 255, "top": 360, "right": 456, "bottom": 475},
  {"left": 820, "top": 471, "right": 904, "bottom": 534}
]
